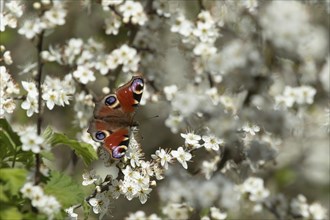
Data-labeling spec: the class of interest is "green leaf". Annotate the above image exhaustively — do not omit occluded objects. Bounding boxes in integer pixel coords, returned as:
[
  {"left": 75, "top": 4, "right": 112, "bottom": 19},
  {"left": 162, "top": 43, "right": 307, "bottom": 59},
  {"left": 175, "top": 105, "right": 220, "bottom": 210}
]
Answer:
[
  {"left": 22, "top": 212, "right": 47, "bottom": 220},
  {"left": 44, "top": 171, "right": 85, "bottom": 208},
  {"left": 0, "top": 131, "right": 14, "bottom": 165},
  {"left": 40, "top": 150, "right": 55, "bottom": 161},
  {"left": 0, "top": 168, "right": 27, "bottom": 195},
  {"left": 83, "top": 200, "right": 91, "bottom": 220},
  {"left": 0, "top": 185, "right": 9, "bottom": 202},
  {"left": 0, "top": 119, "right": 29, "bottom": 168},
  {"left": 0, "top": 119, "right": 21, "bottom": 147},
  {"left": 43, "top": 127, "right": 97, "bottom": 166},
  {"left": 0, "top": 204, "right": 23, "bottom": 220}
]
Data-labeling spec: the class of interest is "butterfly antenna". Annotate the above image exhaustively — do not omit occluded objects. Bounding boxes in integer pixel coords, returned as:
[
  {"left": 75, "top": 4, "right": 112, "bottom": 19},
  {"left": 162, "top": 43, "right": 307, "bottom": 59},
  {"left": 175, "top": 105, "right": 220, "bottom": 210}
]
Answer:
[{"left": 148, "top": 115, "right": 160, "bottom": 120}]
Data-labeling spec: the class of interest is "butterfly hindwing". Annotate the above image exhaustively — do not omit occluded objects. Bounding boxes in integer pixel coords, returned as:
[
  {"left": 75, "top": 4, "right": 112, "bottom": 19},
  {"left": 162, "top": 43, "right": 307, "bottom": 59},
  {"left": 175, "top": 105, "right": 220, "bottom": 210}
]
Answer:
[{"left": 103, "top": 128, "right": 129, "bottom": 159}]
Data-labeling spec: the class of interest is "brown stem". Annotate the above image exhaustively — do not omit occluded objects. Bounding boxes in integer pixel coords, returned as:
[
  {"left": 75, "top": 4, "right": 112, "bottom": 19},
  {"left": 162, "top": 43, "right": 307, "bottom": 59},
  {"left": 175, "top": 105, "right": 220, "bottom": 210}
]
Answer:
[
  {"left": 206, "top": 71, "right": 214, "bottom": 88},
  {"left": 34, "top": 31, "right": 45, "bottom": 185},
  {"left": 197, "top": 0, "right": 205, "bottom": 10}
]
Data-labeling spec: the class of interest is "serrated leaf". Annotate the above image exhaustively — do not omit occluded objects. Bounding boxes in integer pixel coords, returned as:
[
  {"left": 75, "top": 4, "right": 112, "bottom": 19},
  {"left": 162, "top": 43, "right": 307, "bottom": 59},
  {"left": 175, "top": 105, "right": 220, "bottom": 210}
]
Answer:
[
  {"left": 0, "top": 168, "right": 27, "bottom": 196},
  {"left": 44, "top": 171, "right": 85, "bottom": 208},
  {"left": 0, "top": 204, "right": 23, "bottom": 220},
  {"left": 43, "top": 127, "right": 97, "bottom": 166}
]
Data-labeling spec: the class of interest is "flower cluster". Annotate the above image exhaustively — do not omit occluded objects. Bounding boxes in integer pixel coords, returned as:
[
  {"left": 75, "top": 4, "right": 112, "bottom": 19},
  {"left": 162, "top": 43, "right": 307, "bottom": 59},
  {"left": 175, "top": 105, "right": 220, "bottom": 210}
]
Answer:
[
  {"left": 202, "top": 207, "right": 227, "bottom": 220},
  {"left": 18, "top": 2, "right": 67, "bottom": 39},
  {"left": 20, "top": 75, "right": 75, "bottom": 117},
  {"left": 162, "top": 203, "right": 193, "bottom": 220},
  {"left": 171, "top": 10, "right": 219, "bottom": 59},
  {"left": 290, "top": 194, "right": 328, "bottom": 220},
  {"left": 125, "top": 210, "right": 160, "bottom": 220},
  {"left": 0, "top": 66, "right": 19, "bottom": 117},
  {"left": 164, "top": 87, "right": 211, "bottom": 133},
  {"left": 238, "top": 177, "right": 270, "bottom": 212},
  {"left": 159, "top": 172, "right": 237, "bottom": 209},
  {"left": 42, "top": 38, "right": 141, "bottom": 83},
  {"left": 181, "top": 132, "right": 224, "bottom": 152},
  {"left": 260, "top": 1, "right": 328, "bottom": 61},
  {"left": 84, "top": 133, "right": 195, "bottom": 218},
  {"left": 18, "top": 126, "right": 49, "bottom": 153},
  {"left": 102, "top": 0, "right": 147, "bottom": 25},
  {"left": 275, "top": 85, "right": 317, "bottom": 109},
  {"left": 42, "top": 75, "right": 75, "bottom": 110},
  {"left": 0, "top": 1, "right": 24, "bottom": 32},
  {"left": 20, "top": 182, "right": 61, "bottom": 219},
  {"left": 0, "top": 46, "right": 13, "bottom": 65}
]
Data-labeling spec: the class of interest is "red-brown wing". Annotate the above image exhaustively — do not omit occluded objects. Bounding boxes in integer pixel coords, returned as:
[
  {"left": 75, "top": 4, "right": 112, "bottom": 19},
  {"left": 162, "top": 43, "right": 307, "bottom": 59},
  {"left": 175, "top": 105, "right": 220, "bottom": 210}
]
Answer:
[
  {"left": 88, "top": 75, "right": 144, "bottom": 159},
  {"left": 93, "top": 93, "right": 125, "bottom": 119},
  {"left": 87, "top": 120, "right": 129, "bottom": 159},
  {"left": 116, "top": 76, "right": 144, "bottom": 113},
  {"left": 103, "top": 128, "right": 129, "bottom": 159},
  {"left": 93, "top": 76, "right": 144, "bottom": 119}
]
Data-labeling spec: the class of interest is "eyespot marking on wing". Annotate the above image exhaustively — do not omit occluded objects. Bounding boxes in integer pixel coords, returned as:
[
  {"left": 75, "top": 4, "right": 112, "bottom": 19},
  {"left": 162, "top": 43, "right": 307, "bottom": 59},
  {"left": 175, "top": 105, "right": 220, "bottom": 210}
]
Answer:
[
  {"left": 92, "top": 130, "right": 110, "bottom": 142},
  {"left": 104, "top": 95, "right": 120, "bottom": 109}
]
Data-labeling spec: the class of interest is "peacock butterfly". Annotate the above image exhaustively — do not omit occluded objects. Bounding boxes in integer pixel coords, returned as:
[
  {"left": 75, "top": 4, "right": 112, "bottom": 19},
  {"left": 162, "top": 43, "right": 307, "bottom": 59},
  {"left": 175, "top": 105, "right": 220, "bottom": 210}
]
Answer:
[{"left": 87, "top": 75, "right": 144, "bottom": 159}]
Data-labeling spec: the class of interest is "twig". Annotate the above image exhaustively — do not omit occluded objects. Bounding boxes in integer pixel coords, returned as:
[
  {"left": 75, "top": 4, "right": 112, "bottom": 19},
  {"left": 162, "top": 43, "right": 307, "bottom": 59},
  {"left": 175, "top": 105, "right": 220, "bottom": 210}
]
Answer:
[
  {"left": 206, "top": 71, "right": 214, "bottom": 88},
  {"left": 197, "top": 0, "right": 205, "bottom": 10},
  {"left": 34, "top": 30, "right": 45, "bottom": 185}
]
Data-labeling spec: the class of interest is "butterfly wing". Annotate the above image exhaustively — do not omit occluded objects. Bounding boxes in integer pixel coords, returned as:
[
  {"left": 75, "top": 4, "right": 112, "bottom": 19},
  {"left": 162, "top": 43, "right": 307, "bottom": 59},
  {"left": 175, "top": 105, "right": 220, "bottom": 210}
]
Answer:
[
  {"left": 93, "top": 76, "right": 144, "bottom": 119},
  {"left": 88, "top": 76, "right": 144, "bottom": 159}
]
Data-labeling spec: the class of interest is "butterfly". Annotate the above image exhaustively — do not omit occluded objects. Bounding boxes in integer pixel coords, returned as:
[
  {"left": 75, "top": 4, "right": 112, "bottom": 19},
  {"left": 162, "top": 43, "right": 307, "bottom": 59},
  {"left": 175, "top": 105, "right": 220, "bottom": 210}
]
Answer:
[{"left": 87, "top": 75, "right": 144, "bottom": 159}]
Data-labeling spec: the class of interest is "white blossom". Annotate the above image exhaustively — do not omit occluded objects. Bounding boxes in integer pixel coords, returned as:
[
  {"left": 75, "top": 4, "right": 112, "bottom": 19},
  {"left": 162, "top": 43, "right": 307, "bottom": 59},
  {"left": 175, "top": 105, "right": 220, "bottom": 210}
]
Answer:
[
  {"left": 239, "top": 177, "right": 270, "bottom": 203},
  {"left": 73, "top": 65, "right": 96, "bottom": 84},
  {"left": 0, "top": 66, "right": 19, "bottom": 117},
  {"left": 89, "top": 192, "right": 110, "bottom": 216},
  {"left": 18, "top": 18, "right": 45, "bottom": 39},
  {"left": 118, "top": 1, "right": 147, "bottom": 25},
  {"left": 290, "top": 194, "right": 310, "bottom": 218},
  {"left": 21, "top": 96, "right": 39, "bottom": 117},
  {"left": 152, "top": 148, "right": 172, "bottom": 169},
  {"left": 181, "top": 132, "right": 202, "bottom": 149},
  {"left": 20, "top": 182, "right": 61, "bottom": 218},
  {"left": 242, "top": 124, "right": 260, "bottom": 136},
  {"left": 105, "top": 13, "right": 121, "bottom": 35},
  {"left": 309, "top": 203, "right": 328, "bottom": 220},
  {"left": 20, "top": 127, "right": 48, "bottom": 153},
  {"left": 65, "top": 206, "right": 78, "bottom": 220},
  {"left": 171, "top": 147, "right": 192, "bottom": 169},
  {"left": 210, "top": 207, "right": 227, "bottom": 220},
  {"left": 42, "top": 3, "right": 67, "bottom": 27},
  {"left": 202, "top": 135, "right": 224, "bottom": 151},
  {"left": 163, "top": 85, "right": 178, "bottom": 101},
  {"left": 162, "top": 203, "right": 192, "bottom": 220},
  {"left": 82, "top": 170, "right": 100, "bottom": 186},
  {"left": 171, "top": 14, "right": 193, "bottom": 37},
  {"left": 165, "top": 113, "right": 184, "bottom": 133}
]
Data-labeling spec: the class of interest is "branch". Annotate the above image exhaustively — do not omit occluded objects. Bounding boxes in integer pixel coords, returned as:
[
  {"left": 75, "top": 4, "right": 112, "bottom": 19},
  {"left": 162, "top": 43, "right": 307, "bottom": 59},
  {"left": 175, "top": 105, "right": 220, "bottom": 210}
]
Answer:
[
  {"left": 197, "top": 0, "right": 205, "bottom": 11},
  {"left": 34, "top": 30, "right": 45, "bottom": 185}
]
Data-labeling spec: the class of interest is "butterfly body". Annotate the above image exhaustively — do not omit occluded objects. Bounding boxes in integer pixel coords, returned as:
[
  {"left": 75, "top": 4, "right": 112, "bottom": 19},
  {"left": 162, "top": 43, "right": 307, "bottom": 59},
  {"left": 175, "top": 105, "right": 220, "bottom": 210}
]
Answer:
[{"left": 88, "top": 76, "right": 144, "bottom": 159}]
